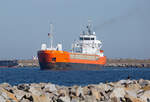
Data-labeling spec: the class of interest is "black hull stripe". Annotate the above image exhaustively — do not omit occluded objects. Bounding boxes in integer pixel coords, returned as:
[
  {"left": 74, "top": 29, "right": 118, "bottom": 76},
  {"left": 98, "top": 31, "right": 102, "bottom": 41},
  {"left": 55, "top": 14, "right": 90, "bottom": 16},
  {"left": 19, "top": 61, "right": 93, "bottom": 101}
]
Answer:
[{"left": 39, "top": 62, "right": 103, "bottom": 70}]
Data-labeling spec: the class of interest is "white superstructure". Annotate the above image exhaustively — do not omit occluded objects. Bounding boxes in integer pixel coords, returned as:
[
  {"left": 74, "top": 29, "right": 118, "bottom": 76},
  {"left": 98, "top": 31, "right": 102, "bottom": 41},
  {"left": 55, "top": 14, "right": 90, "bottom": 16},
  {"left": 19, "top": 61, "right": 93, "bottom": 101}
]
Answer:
[
  {"left": 72, "top": 22, "right": 104, "bottom": 56},
  {"left": 40, "top": 22, "right": 104, "bottom": 57}
]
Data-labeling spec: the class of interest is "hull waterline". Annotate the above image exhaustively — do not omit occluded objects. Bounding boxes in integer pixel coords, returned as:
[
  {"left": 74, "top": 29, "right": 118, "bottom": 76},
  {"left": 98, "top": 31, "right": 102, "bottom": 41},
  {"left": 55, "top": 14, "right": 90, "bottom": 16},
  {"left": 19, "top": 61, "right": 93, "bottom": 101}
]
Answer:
[{"left": 39, "top": 62, "right": 104, "bottom": 70}]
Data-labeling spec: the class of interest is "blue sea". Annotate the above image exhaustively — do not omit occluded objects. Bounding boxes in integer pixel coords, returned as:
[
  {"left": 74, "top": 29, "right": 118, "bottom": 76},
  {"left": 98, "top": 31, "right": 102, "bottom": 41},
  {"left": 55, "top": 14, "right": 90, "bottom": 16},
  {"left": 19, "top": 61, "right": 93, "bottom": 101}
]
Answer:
[{"left": 0, "top": 67, "right": 150, "bottom": 86}]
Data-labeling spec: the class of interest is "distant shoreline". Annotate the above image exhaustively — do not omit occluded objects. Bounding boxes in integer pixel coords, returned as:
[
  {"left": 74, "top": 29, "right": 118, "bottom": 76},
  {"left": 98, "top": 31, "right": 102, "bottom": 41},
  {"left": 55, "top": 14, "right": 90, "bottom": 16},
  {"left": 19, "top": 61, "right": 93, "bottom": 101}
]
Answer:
[
  {"left": 105, "top": 59, "right": 150, "bottom": 68},
  {"left": 17, "top": 59, "right": 150, "bottom": 68},
  {"left": 0, "top": 59, "right": 150, "bottom": 68}
]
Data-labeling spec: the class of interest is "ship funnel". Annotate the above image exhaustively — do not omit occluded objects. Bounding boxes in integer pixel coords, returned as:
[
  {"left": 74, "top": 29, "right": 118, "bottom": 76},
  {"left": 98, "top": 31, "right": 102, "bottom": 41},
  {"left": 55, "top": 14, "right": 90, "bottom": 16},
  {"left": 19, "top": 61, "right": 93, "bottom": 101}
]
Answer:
[{"left": 41, "top": 44, "right": 47, "bottom": 50}]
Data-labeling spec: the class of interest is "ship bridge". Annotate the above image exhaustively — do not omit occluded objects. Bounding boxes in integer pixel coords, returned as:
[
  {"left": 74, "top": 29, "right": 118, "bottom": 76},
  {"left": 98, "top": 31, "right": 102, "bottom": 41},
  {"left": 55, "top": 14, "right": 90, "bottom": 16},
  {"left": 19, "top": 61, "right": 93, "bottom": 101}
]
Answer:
[{"left": 72, "top": 22, "right": 103, "bottom": 56}]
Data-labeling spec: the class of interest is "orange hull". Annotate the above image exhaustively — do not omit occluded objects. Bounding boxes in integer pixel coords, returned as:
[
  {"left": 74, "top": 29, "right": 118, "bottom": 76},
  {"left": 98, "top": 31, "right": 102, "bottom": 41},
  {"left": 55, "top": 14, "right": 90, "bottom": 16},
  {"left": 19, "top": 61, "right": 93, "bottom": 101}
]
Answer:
[{"left": 38, "top": 50, "right": 106, "bottom": 70}]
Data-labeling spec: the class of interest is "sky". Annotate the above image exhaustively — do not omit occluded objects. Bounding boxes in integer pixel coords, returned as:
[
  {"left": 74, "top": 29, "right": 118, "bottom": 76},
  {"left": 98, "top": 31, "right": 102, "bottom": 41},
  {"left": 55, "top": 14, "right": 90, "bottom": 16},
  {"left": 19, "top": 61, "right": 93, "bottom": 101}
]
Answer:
[{"left": 0, "top": 0, "right": 150, "bottom": 59}]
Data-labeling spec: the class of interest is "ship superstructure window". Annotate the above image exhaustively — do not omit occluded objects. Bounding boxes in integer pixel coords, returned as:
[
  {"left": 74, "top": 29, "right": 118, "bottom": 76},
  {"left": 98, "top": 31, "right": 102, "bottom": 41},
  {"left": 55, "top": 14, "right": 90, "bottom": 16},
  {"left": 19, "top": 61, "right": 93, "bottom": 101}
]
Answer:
[
  {"left": 80, "top": 37, "right": 83, "bottom": 40},
  {"left": 91, "top": 38, "right": 94, "bottom": 40},
  {"left": 80, "top": 37, "right": 95, "bottom": 40},
  {"left": 84, "top": 37, "right": 90, "bottom": 40}
]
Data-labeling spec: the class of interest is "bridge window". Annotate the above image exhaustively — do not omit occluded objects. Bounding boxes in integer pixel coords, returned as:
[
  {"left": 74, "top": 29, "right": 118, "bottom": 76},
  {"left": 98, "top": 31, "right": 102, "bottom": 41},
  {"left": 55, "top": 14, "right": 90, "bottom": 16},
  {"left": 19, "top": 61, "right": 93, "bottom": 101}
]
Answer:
[
  {"left": 91, "top": 38, "right": 94, "bottom": 40},
  {"left": 80, "top": 37, "right": 92, "bottom": 40},
  {"left": 80, "top": 37, "right": 83, "bottom": 40},
  {"left": 84, "top": 37, "right": 90, "bottom": 40}
]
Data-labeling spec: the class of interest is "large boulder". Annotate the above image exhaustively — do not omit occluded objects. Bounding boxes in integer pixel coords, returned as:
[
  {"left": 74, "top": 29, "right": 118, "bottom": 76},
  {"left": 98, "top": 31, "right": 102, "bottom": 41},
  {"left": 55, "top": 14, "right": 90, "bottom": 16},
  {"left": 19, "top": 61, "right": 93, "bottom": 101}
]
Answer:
[
  {"left": 32, "top": 94, "right": 50, "bottom": 102},
  {"left": 138, "top": 79, "right": 150, "bottom": 87},
  {"left": 76, "top": 86, "right": 83, "bottom": 97},
  {"left": 59, "top": 95, "right": 70, "bottom": 102},
  {"left": 83, "top": 86, "right": 90, "bottom": 95},
  {"left": 124, "top": 95, "right": 143, "bottom": 102},
  {"left": 98, "top": 83, "right": 114, "bottom": 92},
  {"left": 13, "top": 89, "right": 27, "bottom": 100},
  {"left": 125, "top": 88, "right": 137, "bottom": 98},
  {"left": 139, "top": 90, "right": 150, "bottom": 102},
  {"left": 43, "top": 83, "right": 57, "bottom": 93},
  {"left": 20, "top": 98, "right": 30, "bottom": 102},
  {"left": 0, "top": 83, "right": 11, "bottom": 89},
  {"left": 91, "top": 88, "right": 100, "bottom": 100},
  {"left": 17, "top": 84, "right": 30, "bottom": 92},
  {"left": 0, "top": 88, "right": 18, "bottom": 102},
  {"left": 84, "top": 95, "right": 97, "bottom": 102},
  {"left": 57, "top": 88, "right": 68, "bottom": 96},
  {"left": 117, "top": 79, "right": 134, "bottom": 86},
  {"left": 110, "top": 87, "right": 126, "bottom": 98},
  {"left": 29, "top": 86, "right": 43, "bottom": 96},
  {"left": 0, "top": 96, "right": 6, "bottom": 102},
  {"left": 142, "top": 85, "right": 150, "bottom": 91}
]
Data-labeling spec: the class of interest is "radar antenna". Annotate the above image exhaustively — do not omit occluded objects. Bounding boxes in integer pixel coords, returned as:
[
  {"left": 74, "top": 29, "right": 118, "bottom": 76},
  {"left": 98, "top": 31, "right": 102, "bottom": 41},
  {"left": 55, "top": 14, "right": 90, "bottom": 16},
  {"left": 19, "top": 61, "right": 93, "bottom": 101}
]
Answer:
[{"left": 87, "top": 19, "right": 92, "bottom": 35}]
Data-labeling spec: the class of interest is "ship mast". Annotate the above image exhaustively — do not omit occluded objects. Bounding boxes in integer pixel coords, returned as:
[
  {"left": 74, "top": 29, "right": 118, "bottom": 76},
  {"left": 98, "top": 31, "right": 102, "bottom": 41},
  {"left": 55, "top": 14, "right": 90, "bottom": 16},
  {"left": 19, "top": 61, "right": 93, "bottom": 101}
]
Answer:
[
  {"left": 87, "top": 19, "right": 92, "bottom": 35},
  {"left": 48, "top": 23, "right": 53, "bottom": 49}
]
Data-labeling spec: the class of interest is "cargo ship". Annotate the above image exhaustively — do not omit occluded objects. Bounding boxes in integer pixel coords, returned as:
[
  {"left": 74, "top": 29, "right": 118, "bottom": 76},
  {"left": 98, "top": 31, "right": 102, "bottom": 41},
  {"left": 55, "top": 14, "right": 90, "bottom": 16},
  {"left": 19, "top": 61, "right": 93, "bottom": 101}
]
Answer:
[
  {"left": 38, "top": 22, "right": 106, "bottom": 70},
  {"left": 0, "top": 60, "right": 18, "bottom": 68}
]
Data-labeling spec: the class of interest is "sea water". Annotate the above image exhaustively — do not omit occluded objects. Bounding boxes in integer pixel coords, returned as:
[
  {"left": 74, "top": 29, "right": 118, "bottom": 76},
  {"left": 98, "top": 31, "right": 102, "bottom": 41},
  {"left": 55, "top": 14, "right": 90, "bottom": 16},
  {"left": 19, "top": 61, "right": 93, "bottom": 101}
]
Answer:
[{"left": 0, "top": 67, "right": 150, "bottom": 86}]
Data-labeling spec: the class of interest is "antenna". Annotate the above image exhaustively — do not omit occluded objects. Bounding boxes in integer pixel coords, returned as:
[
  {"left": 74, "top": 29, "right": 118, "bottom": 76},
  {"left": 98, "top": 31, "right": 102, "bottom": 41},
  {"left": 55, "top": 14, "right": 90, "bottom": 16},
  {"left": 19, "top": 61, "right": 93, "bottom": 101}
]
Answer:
[
  {"left": 88, "top": 18, "right": 92, "bottom": 27},
  {"left": 87, "top": 18, "right": 92, "bottom": 35},
  {"left": 80, "top": 25, "right": 85, "bottom": 35}
]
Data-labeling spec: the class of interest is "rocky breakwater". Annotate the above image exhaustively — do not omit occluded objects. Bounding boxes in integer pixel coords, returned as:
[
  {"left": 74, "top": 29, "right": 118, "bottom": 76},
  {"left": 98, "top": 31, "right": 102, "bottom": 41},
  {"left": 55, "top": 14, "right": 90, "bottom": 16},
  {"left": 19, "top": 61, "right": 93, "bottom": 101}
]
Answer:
[
  {"left": 105, "top": 59, "right": 150, "bottom": 68},
  {"left": 0, "top": 79, "right": 150, "bottom": 102}
]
